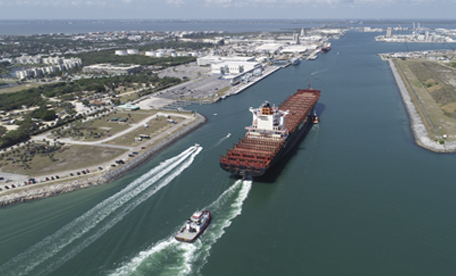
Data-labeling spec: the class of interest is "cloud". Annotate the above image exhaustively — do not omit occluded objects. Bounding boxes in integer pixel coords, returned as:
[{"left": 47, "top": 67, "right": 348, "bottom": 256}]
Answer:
[
  {"left": 199, "top": 0, "right": 439, "bottom": 5},
  {"left": 8, "top": 0, "right": 132, "bottom": 6},
  {"left": 205, "top": 0, "right": 234, "bottom": 3},
  {"left": 166, "top": 0, "right": 184, "bottom": 5}
]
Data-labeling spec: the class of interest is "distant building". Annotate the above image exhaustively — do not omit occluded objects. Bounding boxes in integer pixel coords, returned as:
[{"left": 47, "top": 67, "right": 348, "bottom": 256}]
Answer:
[
  {"left": 82, "top": 64, "right": 142, "bottom": 74},
  {"left": 117, "top": 104, "right": 140, "bottom": 111},
  {"left": 386, "top": 27, "right": 392, "bottom": 38},
  {"left": 211, "top": 61, "right": 261, "bottom": 75},
  {"left": 197, "top": 56, "right": 255, "bottom": 66},
  {"left": 293, "top": 33, "right": 300, "bottom": 45}
]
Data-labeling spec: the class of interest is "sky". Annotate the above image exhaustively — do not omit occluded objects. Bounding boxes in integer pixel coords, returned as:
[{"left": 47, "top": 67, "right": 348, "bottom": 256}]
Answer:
[{"left": 0, "top": 0, "right": 454, "bottom": 20}]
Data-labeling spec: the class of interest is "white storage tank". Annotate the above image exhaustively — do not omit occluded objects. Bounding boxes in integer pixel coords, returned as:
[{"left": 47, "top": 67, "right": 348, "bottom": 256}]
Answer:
[
  {"left": 115, "top": 50, "right": 128, "bottom": 56},
  {"left": 156, "top": 52, "right": 165, "bottom": 58},
  {"left": 145, "top": 51, "right": 156, "bottom": 57},
  {"left": 127, "top": 49, "right": 139, "bottom": 55}
]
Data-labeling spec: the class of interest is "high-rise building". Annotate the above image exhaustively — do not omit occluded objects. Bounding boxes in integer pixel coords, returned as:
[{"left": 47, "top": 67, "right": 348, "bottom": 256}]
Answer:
[
  {"left": 386, "top": 27, "right": 392, "bottom": 38},
  {"left": 293, "top": 33, "right": 300, "bottom": 45}
]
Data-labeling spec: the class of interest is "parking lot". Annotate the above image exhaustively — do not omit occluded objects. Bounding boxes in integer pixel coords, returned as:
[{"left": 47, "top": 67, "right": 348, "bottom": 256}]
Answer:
[{"left": 157, "top": 74, "right": 230, "bottom": 100}]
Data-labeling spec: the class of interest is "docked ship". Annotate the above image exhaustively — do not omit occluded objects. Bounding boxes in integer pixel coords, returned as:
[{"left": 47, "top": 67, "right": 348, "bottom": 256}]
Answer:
[
  {"left": 175, "top": 210, "right": 211, "bottom": 242},
  {"left": 320, "top": 42, "right": 331, "bottom": 53},
  {"left": 291, "top": 57, "right": 301, "bottom": 65},
  {"left": 219, "top": 88, "right": 320, "bottom": 178}
]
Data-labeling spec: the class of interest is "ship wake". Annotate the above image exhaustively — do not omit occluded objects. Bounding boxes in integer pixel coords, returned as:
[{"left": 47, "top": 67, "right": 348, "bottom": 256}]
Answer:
[
  {"left": 109, "top": 179, "right": 252, "bottom": 276},
  {"left": 0, "top": 145, "right": 202, "bottom": 276}
]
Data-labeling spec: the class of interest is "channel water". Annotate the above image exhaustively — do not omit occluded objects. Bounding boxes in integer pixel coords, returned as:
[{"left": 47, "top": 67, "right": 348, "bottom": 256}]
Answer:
[{"left": 1, "top": 31, "right": 456, "bottom": 275}]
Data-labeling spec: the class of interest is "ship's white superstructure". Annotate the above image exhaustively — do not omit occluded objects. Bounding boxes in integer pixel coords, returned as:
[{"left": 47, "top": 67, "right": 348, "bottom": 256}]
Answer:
[{"left": 246, "top": 101, "right": 289, "bottom": 139}]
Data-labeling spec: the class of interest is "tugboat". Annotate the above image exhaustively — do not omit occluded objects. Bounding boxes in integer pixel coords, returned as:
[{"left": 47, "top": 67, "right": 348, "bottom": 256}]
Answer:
[{"left": 175, "top": 210, "right": 211, "bottom": 242}]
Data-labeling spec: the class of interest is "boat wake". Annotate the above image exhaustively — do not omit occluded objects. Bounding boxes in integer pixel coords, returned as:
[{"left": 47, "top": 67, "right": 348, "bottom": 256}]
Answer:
[
  {"left": 311, "top": 68, "right": 328, "bottom": 76},
  {"left": 109, "top": 179, "right": 252, "bottom": 276},
  {"left": 211, "top": 133, "right": 232, "bottom": 148},
  {"left": 0, "top": 145, "right": 202, "bottom": 276}
]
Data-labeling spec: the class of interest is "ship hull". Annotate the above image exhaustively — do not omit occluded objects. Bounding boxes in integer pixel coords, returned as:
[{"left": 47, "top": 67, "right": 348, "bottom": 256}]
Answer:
[{"left": 219, "top": 107, "right": 315, "bottom": 177}]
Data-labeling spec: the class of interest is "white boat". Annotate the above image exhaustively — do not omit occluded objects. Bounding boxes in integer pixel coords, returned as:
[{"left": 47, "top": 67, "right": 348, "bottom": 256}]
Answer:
[
  {"left": 291, "top": 57, "right": 301, "bottom": 65},
  {"left": 175, "top": 210, "right": 211, "bottom": 242},
  {"left": 227, "top": 133, "right": 231, "bottom": 138}
]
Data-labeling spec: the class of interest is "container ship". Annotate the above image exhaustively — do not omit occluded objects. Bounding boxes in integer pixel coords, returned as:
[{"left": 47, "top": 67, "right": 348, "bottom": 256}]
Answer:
[
  {"left": 219, "top": 88, "right": 320, "bottom": 177},
  {"left": 320, "top": 42, "right": 331, "bottom": 53}
]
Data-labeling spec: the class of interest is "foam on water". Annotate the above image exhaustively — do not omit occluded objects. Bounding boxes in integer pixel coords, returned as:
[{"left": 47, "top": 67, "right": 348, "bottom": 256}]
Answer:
[
  {"left": 110, "top": 179, "right": 252, "bottom": 276},
  {"left": 0, "top": 145, "right": 201, "bottom": 276},
  {"left": 210, "top": 133, "right": 232, "bottom": 149}
]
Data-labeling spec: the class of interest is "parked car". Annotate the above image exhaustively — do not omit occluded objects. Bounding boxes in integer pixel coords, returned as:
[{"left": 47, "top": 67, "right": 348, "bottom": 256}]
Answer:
[
  {"left": 86, "top": 169, "right": 90, "bottom": 173},
  {"left": 98, "top": 167, "right": 103, "bottom": 170},
  {"left": 128, "top": 154, "right": 135, "bottom": 157},
  {"left": 45, "top": 177, "right": 49, "bottom": 181},
  {"left": 70, "top": 173, "right": 74, "bottom": 176},
  {"left": 141, "top": 147, "right": 146, "bottom": 149},
  {"left": 55, "top": 175, "right": 60, "bottom": 179},
  {"left": 82, "top": 171, "right": 86, "bottom": 175},
  {"left": 132, "top": 151, "right": 139, "bottom": 155},
  {"left": 111, "top": 164, "right": 116, "bottom": 167},
  {"left": 77, "top": 172, "right": 81, "bottom": 175},
  {"left": 51, "top": 176, "right": 55, "bottom": 180}
]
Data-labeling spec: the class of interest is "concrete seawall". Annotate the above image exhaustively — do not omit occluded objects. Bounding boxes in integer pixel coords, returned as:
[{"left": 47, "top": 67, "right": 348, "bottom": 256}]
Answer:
[
  {"left": 0, "top": 114, "right": 206, "bottom": 207},
  {"left": 388, "top": 59, "right": 456, "bottom": 152}
]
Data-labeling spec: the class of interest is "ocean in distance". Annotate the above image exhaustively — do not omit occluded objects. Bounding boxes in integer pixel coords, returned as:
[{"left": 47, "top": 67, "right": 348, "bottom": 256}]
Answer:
[
  {"left": 2, "top": 24, "right": 456, "bottom": 275},
  {"left": 0, "top": 19, "right": 324, "bottom": 35},
  {"left": 1, "top": 19, "right": 456, "bottom": 36}
]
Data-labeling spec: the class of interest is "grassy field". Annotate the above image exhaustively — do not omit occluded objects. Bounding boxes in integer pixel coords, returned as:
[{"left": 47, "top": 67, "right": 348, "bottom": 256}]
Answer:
[
  {"left": 107, "top": 115, "right": 186, "bottom": 146},
  {"left": 393, "top": 58, "right": 456, "bottom": 140},
  {"left": 0, "top": 144, "right": 126, "bottom": 177},
  {"left": 0, "top": 110, "right": 194, "bottom": 179},
  {"left": 51, "top": 111, "right": 158, "bottom": 141},
  {"left": 0, "top": 82, "right": 43, "bottom": 94}
]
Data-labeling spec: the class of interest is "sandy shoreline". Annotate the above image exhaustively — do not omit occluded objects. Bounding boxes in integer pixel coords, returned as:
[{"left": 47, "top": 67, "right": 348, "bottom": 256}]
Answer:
[
  {"left": 388, "top": 59, "right": 456, "bottom": 152},
  {"left": 0, "top": 113, "right": 206, "bottom": 208}
]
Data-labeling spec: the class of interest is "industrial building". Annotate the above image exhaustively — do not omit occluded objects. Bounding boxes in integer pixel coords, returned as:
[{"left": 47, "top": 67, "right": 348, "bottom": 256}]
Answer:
[
  {"left": 82, "top": 64, "right": 142, "bottom": 74},
  {"left": 211, "top": 61, "right": 261, "bottom": 75},
  {"left": 197, "top": 56, "right": 256, "bottom": 66}
]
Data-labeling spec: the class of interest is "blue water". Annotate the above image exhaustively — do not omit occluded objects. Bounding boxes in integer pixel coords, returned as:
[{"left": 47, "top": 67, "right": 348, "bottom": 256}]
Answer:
[{"left": 2, "top": 29, "right": 456, "bottom": 275}]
